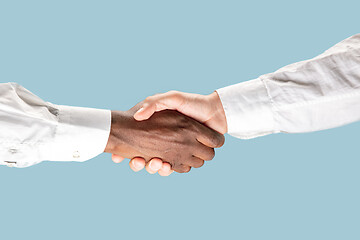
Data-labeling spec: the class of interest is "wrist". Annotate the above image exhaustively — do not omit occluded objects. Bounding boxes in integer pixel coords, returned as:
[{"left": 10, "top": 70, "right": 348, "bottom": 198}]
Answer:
[
  {"left": 104, "top": 110, "right": 127, "bottom": 153},
  {"left": 207, "top": 91, "right": 228, "bottom": 134}
]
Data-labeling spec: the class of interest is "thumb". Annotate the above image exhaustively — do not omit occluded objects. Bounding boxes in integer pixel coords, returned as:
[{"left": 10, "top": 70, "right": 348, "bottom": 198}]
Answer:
[
  {"left": 134, "top": 92, "right": 184, "bottom": 121},
  {"left": 133, "top": 103, "right": 157, "bottom": 121}
]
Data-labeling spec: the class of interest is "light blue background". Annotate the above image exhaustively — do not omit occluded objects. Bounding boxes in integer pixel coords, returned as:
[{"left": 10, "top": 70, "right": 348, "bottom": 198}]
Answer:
[{"left": 0, "top": 1, "right": 359, "bottom": 239}]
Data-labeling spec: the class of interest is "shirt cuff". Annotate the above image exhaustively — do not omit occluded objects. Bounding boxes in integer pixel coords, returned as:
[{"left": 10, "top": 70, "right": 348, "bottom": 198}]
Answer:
[
  {"left": 44, "top": 105, "right": 111, "bottom": 162},
  {"left": 216, "top": 78, "right": 277, "bottom": 139}
]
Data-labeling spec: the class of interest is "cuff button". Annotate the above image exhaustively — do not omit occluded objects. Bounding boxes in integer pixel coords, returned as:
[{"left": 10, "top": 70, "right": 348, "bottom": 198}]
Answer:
[{"left": 73, "top": 151, "right": 80, "bottom": 159}]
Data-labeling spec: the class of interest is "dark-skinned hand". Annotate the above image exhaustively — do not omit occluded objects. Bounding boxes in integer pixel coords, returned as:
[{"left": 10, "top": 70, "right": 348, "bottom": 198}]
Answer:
[{"left": 104, "top": 103, "right": 225, "bottom": 173}]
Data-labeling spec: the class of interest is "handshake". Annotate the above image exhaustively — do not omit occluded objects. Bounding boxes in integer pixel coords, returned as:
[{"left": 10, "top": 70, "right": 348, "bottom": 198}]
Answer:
[{"left": 104, "top": 91, "right": 227, "bottom": 176}]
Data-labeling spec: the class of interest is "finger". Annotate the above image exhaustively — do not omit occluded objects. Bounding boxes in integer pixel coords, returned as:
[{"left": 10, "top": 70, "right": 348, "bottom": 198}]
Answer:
[
  {"left": 112, "top": 154, "right": 125, "bottom": 163},
  {"left": 134, "top": 91, "right": 184, "bottom": 121},
  {"left": 145, "top": 158, "right": 163, "bottom": 174},
  {"left": 187, "top": 156, "right": 205, "bottom": 168},
  {"left": 158, "top": 162, "right": 174, "bottom": 176},
  {"left": 193, "top": 143, "right": 215, "bottom": 161},
  {"left": 173, "top": 164, "right": 191, "bottom": 173},
  {"left": 129, "top": 157, "right": 146, "bottom": 172},
  {"left": 195, "top": 122, "right": 225, "bottom": 148}
]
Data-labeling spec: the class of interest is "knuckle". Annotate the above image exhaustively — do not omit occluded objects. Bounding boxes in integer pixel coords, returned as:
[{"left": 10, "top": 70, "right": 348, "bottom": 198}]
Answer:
[
  {"left": 175, "top": 164, "right": 191, "bottom": 173},
  {"left": 167, "top": 90, "right": 179, "bottom": 96},
  {"left": 173, "top": 166, "right": 184, "bottom": 173},
  {"left": 194, "top": 160, "right": 204, "bottom": 168},
  {"left": 212, "top": 132, "right": 225, "bottom": 147},
  {"left": 219, "top": 134, "right": 225, "bottom": 147},
  {"left": 199, "top": 161, "right": 205, "bottom": 168},
  {"left": 153, "top": 92, "right": 164, "bottom": 97},
  {"left": 207, "top": 148, "right": 215, "bottom": 160},
  {"left": 144, "top": 96, "right": 153, "bottom": 102},
  {"left": 183, "top": 166, "right": 191, "bottom": 173},
  {"left": 167, "top": 90, "right": 182, "bottom": 101}
]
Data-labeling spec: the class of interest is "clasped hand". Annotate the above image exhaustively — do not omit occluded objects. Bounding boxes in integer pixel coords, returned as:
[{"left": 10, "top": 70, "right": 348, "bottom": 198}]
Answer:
[{"left": 106, "top": 91, "right": 227, "bottom": 176}]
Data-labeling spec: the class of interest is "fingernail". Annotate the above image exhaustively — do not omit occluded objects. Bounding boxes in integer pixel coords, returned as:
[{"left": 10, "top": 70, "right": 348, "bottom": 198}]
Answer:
[
  {"left": 134, "top": 161, "right": 143, "bottom": 170},
  {"left": 148, "top": 160, "right": 154, "bottom": 169},
  {"left": 112, "top": 156, "right": 120, "bottom": 163},
  {"left": 149, "top": 161, "right": 159, "bottom": 172}
]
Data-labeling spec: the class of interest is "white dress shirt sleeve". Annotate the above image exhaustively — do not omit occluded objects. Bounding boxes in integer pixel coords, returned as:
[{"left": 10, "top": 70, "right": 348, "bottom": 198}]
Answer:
[
  {"left": 0, "top": 83, "right": 111, "bottom": 168},
  {"left": 217, "top": 34, "right": 360, "bottom": 139}
]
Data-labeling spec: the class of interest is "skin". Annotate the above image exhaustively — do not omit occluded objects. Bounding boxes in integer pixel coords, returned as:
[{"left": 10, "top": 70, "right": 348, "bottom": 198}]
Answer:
[
  {"left": 105, "top": 102, "right": 225, "bottom": 173},
  {"left": 111, "top": 91, "right": 227, "bottom": 176}
]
